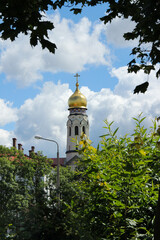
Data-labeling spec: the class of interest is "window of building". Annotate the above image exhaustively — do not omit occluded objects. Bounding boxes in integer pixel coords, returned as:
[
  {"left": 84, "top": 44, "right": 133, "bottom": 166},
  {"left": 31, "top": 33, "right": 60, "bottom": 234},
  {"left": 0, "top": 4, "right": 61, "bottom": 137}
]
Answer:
[
  {"left": 69, "top": 127, "right": 71, "bottom": 136},
  {"left": 82, "top": 126, "right": 86, "bottom": 134},
  {"left": 75, "top": 126, "right": 79, "bottom": 135}
]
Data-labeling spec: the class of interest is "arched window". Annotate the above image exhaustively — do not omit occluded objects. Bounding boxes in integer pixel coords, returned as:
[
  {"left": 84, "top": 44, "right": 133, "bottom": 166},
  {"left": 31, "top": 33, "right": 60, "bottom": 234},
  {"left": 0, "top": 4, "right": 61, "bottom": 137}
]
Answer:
[
  {"left": 75, "top": 126, "right": 79, "bottom": 135},
  {"left": 69, "top": 127, "right": 71, "bottom": 136},
  {"left": 82, "top": 126, "right": 86, "bottom": 134}
]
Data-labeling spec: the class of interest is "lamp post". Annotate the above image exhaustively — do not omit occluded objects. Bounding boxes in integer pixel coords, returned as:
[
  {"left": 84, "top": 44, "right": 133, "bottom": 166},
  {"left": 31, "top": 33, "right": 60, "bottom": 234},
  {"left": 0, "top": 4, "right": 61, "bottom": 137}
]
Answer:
[{"left": 34, "top": 135, "right": 60, "bottom": 205}]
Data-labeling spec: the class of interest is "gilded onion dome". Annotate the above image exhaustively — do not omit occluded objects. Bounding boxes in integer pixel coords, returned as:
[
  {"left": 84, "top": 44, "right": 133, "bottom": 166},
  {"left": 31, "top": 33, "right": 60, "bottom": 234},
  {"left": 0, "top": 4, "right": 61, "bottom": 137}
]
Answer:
[{"left": 68, "top": 76, "right": 87, "bottom": 109}]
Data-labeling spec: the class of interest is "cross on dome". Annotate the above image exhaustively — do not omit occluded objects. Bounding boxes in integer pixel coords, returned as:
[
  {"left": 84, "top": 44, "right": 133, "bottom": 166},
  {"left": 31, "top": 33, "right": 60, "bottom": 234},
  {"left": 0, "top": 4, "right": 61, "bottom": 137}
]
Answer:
[
  {"left": 74, "top": 73, "right": 80, "bottom": 88},
  {"left": 74, "top": 73, "right": 80, "bottom": 83}
]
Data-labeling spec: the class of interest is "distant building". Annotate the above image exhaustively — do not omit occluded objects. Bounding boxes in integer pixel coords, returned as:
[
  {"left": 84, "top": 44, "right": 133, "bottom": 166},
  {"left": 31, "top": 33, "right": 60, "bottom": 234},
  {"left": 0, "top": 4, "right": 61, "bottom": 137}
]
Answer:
[{"left": 65, "top": 73, "right": 89, "bottom": 167}]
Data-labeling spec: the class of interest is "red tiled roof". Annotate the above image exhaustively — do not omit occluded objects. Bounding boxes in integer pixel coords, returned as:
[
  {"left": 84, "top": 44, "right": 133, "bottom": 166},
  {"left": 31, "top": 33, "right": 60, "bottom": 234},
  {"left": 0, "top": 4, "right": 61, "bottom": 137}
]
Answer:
[
  {"left": 50, "top": 158, "right": 66, "bottom": 167},
  {"left": 0, "top": 153, "right": 66, "bottom": 167}
]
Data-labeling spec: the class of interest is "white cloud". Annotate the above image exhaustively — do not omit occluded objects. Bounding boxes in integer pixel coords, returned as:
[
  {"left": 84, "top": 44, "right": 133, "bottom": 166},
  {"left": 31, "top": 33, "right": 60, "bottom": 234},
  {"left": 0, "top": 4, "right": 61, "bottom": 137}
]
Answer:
[
  {"left": 105, "top": 17, "right": 138, "bottom": 48},
  {"left": 0, "top": 38, "right": 44, "bottom": 87},
  {"left": 111, "top": 66, "right": 160, "bottom": 97},
  {"left": 80, "top": 68, "right": 160, "bottom": 146},
  {"left": 111, "top": 66, "right": 146, "bottom": 96},
  {"left": 12, "top": 70, "right": 160, "bottom": 157},
  {"left": 44, "top": 14, "right": 111, "bottom": 72},
  {"left": 0, "top": 129, "right": 13, "bottom": 147},
  {"left": 15, "top": 81, "right": 71, "bottom": 156},
  {"left": 0, "top": 13, "right": 110, "bottom": 87},
  {"left": 0, "top": 99, "right": 17, "bottom": 126}
]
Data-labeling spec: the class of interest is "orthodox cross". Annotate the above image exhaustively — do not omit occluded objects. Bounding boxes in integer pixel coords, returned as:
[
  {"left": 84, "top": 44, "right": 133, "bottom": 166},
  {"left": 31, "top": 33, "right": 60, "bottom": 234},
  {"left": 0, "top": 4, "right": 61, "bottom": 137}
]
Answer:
[{"left": 74, "top": 73, "right": 80, "bottom": 84}]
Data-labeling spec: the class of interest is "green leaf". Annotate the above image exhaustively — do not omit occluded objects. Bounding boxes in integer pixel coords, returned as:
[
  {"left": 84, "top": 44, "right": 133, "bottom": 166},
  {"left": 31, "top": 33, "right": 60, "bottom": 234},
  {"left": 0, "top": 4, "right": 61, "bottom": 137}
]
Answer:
[
  {"left": 126, "top": 218, "right": 137, "bottom": 226},
  {"left": 139, "top": 117, "right": 146, "bottom": 123},
  {"left": 113, "top": 127, "right": 119, "bottom": 136},
  {"left": 99, "top": 134, "right": 110, "bottom": 138}
]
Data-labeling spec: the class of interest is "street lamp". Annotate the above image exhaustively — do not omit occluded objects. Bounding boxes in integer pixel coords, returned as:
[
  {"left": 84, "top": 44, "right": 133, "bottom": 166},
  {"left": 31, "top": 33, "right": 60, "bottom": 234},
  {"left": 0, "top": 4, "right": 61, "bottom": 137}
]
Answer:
[{"left": 34, "top": 135, "right": 60, "bottom": 205}]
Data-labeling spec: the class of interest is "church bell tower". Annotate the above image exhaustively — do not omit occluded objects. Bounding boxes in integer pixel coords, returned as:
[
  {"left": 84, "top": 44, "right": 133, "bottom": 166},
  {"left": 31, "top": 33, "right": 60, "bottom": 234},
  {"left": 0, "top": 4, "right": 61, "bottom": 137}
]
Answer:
[{"left": 66, "top": 74, "right": 89, "bottom": 163}]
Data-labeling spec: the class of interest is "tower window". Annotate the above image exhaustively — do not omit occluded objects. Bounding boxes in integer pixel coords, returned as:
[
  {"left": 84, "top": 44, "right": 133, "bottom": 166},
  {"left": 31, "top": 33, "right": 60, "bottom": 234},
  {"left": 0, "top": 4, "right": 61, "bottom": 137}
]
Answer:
[
  {"left": 82, "top": 126, "right": 85, "bottom": 134},
  {"left": 75, "top": 126, "right": 79, "bottom": 135},
  {"left": 69, "top": 127, "right": 71, "bottom": 136}
]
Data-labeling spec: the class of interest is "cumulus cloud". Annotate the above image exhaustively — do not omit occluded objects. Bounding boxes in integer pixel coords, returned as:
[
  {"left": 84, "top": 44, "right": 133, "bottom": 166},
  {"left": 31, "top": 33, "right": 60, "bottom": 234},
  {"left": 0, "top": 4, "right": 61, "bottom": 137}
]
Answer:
[
  {"left": 0, "top": 38, "right": 44, "bottom": 87},
  {"left": 0, "top": 99, "right": 17, "bottom": 126},
  {"left": 0, "top": 129, "right": 13, "bottom": 147},
  {"left": 78, "top": 66, "right": 160, "bottom": 145},
  {"left": 111, "top": 66, "right": 160, "bottom": 97},
  {"left": 11, "top": 69, "right": 160, "bottom": 157},
  {"left": 45, "top": 14, "right": 111, "bottom": 72},
  {"left": 0, "top": 13, "right": 110, "bottom": 87},
  {"left": 14, "top": 82, "right": 71, "bottom": 156},
  {"left": 105, "top": 17, "right": 138, "bottom": 48}
]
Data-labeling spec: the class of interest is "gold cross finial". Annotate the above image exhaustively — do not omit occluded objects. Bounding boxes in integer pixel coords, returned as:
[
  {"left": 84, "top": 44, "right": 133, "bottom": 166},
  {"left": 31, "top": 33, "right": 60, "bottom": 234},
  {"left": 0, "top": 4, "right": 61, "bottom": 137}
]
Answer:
[{"left": 74, "top": 73, "right": 80, "bottom": 89}]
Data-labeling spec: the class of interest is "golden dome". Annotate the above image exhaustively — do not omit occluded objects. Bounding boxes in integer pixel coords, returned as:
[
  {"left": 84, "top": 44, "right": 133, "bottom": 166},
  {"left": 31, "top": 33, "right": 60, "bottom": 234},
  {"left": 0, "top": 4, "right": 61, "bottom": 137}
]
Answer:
[{"left": 68, "top": 80, "right": 87, "bottom": 109}]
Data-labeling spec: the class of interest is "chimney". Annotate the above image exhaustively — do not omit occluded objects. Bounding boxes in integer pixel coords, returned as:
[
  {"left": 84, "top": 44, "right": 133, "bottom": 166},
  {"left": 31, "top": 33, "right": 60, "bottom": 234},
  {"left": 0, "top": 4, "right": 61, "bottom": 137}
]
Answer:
[
  {"left": 18, "top": 143, "right": 23, "bottom": 151},
  {"left": 29, "top": 150, "right": 32, "bottom": 157},
  {"left": 31, "top": 146, "right": 35, "bottom": 152},
  {"left": 12, "top": 138, "right": 17, "bottom": 148}
]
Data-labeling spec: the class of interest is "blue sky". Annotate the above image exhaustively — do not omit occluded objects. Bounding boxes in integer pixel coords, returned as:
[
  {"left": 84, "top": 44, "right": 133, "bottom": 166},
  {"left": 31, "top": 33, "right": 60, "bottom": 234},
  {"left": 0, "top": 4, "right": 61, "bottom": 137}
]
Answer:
[{"left": 0, "top": 6, "right": 160, "bottom": 157}]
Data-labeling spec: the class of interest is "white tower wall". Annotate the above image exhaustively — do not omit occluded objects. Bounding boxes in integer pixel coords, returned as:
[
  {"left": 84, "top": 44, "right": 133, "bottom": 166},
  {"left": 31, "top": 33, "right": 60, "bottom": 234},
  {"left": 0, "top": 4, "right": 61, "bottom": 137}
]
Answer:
[{"left": 66, "top": 108, "right": 89, "bottom": 163}]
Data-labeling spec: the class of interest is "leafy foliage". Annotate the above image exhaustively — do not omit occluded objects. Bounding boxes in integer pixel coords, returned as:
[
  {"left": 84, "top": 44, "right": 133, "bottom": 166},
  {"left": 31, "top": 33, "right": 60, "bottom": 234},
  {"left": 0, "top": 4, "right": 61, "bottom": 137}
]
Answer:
[
  {"left": 1, "top": 115, "right": 160, "bottom": 239},
  {"left": 0, "top": 0, "right": 56, "bottom": 53},
  {"left": 74, "top": 115, "right": 160, "bottom": 239},
  {"left": 0, "top": 147, "right": 80, "bottom": 240},
  {"left": 0, "top": 0, "right": 159, "bottom": 92},
  {"left": 0, "top": 147, "right": 60, "bottom": 239},
  {"left": 133, "top": 81, "right": 149, "bottom": 94}
]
